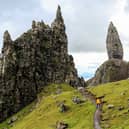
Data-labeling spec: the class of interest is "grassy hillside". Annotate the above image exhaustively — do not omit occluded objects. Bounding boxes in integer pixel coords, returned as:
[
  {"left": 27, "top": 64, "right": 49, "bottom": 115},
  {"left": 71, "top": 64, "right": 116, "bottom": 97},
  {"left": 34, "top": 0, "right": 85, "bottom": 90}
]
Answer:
[
  {"left": 88, "top": 79, "right": 129, "bottom": 129},
  {"left": 0, "top": 84, "right": 95, "bottom": 129}
]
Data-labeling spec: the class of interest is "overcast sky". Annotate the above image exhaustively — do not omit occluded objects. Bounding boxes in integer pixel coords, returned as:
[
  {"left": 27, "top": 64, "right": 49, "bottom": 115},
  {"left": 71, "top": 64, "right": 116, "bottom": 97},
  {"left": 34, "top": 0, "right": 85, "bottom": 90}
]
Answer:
[{"left": 1, "top": 0, "right": 129, "bottom": 79}]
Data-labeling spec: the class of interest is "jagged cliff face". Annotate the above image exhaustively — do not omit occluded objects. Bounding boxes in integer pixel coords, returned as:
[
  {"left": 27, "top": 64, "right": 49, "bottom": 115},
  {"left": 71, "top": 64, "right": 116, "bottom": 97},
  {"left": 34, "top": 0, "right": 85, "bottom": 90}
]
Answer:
[
  {"left": 0, "top": 6, "right": 85, "bottom": 122},
  {"left": 87, "top": 22, "right": 129, "bottom": 86}
]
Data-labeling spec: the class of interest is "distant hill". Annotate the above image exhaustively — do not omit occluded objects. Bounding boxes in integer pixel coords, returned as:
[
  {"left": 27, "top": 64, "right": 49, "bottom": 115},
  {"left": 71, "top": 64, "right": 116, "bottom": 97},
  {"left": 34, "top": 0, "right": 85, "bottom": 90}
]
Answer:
[{"left": 80, "top": 72, "right": 94, "bottom": 80}]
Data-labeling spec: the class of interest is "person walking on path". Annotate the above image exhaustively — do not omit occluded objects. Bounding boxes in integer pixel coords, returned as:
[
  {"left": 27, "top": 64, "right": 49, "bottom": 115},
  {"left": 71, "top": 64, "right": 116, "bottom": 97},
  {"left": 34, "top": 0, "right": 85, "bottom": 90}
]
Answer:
[{"left": 96, "top": 98, "right": 101, "bottom": 109}]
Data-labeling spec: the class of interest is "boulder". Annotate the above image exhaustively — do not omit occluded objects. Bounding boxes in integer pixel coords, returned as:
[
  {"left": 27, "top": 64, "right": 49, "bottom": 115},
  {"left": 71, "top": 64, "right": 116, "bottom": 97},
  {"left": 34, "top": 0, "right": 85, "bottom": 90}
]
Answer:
[
  {"left": 107, "top": 104, "right": 114, "bottom": 109},
  {"left": 72, "top": 96, "right": 82, "bottom": 104},
  {"left": 118, "top": 106, "right": 124, "bottom": 111},
  {"left": 59, "top": 103, "right": 68, "bottom": 113},
  {"left": 7, "top": 116, "right": 18, "bottom": 125},
  {"left": 56, "top": 121, "right": 68, "bottom": 129}
]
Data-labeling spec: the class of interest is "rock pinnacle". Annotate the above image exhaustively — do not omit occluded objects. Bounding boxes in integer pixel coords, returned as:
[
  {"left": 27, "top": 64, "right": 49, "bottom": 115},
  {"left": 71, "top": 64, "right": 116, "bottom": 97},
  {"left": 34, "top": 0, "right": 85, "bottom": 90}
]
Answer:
[
  {"left": 56, "top": 5, "right": 64, "bottom": 23},
  {"left": 51, "top": 5, "right": 65, "bottom": 30},
  {"left": 106, "top": 22, "right": 123, "bottom": 59},
  {"left": 2, "top": 30, "right": 12, "bottom": 54}
]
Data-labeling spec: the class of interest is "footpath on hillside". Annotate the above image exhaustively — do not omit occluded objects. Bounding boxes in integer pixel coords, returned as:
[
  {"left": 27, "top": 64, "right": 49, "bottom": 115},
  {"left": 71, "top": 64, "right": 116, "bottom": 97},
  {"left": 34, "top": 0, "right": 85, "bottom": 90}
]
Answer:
[{"left": 80, "top": 89, "right": 102, "bottom": 129}]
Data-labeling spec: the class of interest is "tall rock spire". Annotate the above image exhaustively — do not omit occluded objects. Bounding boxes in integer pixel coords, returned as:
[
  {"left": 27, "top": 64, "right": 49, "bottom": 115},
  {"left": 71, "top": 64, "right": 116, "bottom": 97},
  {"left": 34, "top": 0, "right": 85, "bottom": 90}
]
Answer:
[
  {"left": 56, "top": 5, "right": 64, "bottom": 23},
  {"left": 51, "top": 5, "right": 65, "bottom": 31},
  {"left": 106, "top": 22, "right": 123, "bottom": 60},
  {"left": 2, "top": 30, "right": 12, "bottom": 54},
  {"left": 3, "top": 30, "right": 12, "bottom": 42},
  {"left": 88, "top": 22, "right": 127, "bottom": 86},
  {"left": 32, "top": 20, "right": 36, "bottom": 30}
]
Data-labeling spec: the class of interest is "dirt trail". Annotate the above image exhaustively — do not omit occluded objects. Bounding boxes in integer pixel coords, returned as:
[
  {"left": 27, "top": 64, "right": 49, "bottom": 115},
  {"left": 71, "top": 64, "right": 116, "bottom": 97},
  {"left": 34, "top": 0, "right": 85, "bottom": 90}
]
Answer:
[
  {"left": 80, "top": 89, "right": 102, "bottom": 129},
  {"left": 94, "top": 109, "right": 101, "bottom": 129}
]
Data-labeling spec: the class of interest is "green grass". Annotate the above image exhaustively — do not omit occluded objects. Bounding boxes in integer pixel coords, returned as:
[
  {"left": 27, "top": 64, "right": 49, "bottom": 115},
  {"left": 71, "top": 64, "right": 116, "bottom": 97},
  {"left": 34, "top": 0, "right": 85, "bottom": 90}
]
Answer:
[
  {"left": 2, "top": 80, "right": 129, "bottom": 129},
  {"left": 0, "top": 84, "right": 95, "bottom": 129},
  {"left": 0, "top": 102, "right": 36, "bottom": 129},
  {"left": 88, "top": 79, "right": 129, "bottom": 129}
]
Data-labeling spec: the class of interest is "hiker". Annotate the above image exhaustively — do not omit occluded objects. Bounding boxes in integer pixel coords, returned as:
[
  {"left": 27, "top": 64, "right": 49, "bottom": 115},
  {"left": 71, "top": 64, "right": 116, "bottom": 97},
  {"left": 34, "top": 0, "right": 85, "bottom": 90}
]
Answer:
[{"left": 96, "top": 98, "right": 101, "bottom": 109}]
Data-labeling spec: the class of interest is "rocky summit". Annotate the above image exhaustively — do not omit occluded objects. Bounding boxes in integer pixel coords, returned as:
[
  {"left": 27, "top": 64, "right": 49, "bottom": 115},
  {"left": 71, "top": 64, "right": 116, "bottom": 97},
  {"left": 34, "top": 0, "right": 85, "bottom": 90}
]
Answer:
[
  {"left": 0, "top": 6, "right": 85, "bottom": 122},
  {"left": 87, "top": 22, "right": 129, "bottom": 86}
]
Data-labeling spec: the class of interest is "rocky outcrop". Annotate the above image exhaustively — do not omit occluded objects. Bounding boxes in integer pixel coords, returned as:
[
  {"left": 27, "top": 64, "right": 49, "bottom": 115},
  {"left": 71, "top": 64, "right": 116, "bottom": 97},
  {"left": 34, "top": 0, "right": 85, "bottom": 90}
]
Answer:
[
  {"left": 88, "top": 22, "right": 129, "bottom": 86},
  {"left": 88, "top": 59, "right": 129, "bottom": 86},
  {"left": 0, "top": 6, "right": 85, "bottom": 122}
]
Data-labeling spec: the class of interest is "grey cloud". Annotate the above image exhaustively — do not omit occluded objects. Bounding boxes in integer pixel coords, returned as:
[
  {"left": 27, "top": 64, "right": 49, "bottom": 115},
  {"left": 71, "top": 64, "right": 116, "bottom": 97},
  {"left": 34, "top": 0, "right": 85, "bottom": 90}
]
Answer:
[
  {"left": 0, "top": 0, "right": 38, "bottom": 10},
  {"left": 124, "top": 1, "right": 129, "bottom": 13},
  {"left": 63, "top": 0, "right": 117, "bottom": 52},
  {"left": 0, "top": 0, "right": 49, "bottom": 49},
  {"left": 0, "top": 0, "right": 118, "bottom": 52}
]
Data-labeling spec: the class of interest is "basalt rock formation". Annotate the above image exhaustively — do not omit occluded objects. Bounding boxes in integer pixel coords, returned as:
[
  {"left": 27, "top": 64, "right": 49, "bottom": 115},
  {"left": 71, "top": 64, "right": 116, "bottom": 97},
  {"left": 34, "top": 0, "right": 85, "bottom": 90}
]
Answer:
[
  {"left": 87, "top": 22, "right": 129, "bottom": 86},
  {"left": 0, "top": 6, "right": 85, "bottom": 122}
]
